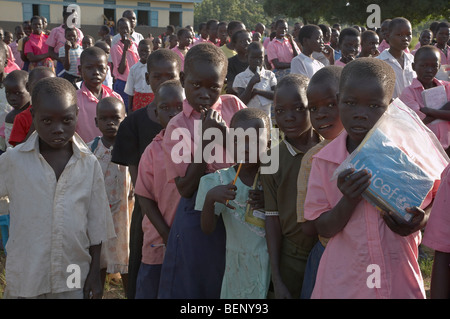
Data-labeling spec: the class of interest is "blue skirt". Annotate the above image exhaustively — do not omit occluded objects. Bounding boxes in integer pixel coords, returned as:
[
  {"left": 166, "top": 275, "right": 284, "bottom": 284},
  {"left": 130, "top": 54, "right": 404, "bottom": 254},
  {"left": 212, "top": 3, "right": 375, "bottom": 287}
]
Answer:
[{"left": 158, "top": 192, "right": 226, "bottom": 299}]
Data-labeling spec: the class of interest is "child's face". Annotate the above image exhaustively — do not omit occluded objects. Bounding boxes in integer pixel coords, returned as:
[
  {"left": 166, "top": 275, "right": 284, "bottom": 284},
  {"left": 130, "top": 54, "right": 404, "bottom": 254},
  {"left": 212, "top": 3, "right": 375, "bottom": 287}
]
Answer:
[
  {"left": 3, "top": 33, "right": 13, "bottom": 45},
  {"left": 331, "top": 29, "right": 340, "bottom": 47},
  {"left": 95, "top": 101, "right": 125, "bottom": 140},
  {"left": 274, "top": 85, "right": 312, "bottom": 141},
  {"left": 178, "top": 32, "right": 193, "bottom": 48},
  {"left": 387, "top": 22, "right": 412, "bottom": 52},
  {"left": 419, "top": 31, "right": 432, "bottom": 46},
  {"left": 217, "top": 24, "right": 228, "bottom": 43},
  {"left": 341, "top": 35, "right": 360, "bottom": 59},
  {"left": 338, "top": 78, "right": 390, "bottom": 151},
  {"left": 4, "top": 79, "right": 30, "bottom": 110},
  {"left": 82, "top": 37, "right": 94, "bottom": 50},
  {"left": 200, "top": 25, "right": 208, "bottom": 38},
  {"left": 138, "top": 43, "right": 151, "bottom": 63},
  {"left": 31, "top": 18, "right": 43, "bottom": 35},
  {"left": 79, "top": 54, "right": 108, "bottom": 89},
  {"left": 66, "top": 30, "right": 78, "bottom": 46},
  {"left": 207, "top": 22, "right": 219, "bottom": 40},
  {"left": 275, "top": 22, "right": 288, "bottom": 39},
  {"left": 361, "top": 33, "right": 379, "bottom": 55},
  {"left": 252, "top": 32, "right": 261, "bottom": 42},
  {"left": 436, "top": 26, "right": 450, "bottom": 46},
  {"left": 169, "top": 35, "right": 178, "bottom": 48},
  {"left": 32, "top": 93, "right": 78, "bottom": 150},
  {"left": 248, "top": 48, "right": 264, "bottom": 71},
  {"left": 307, "top": 84, "right": 343, "bottom": 140},
  {"left": 306, "top": 28, "right": 325, "bottom": 53},
  {"left": 182, "top": 61, "right": 224, "bottom": 113},
  {"left": 155, "top": 86, "right": 184, "bottom": 128},
  {"left": 23, "top": 23, "right": 31, "bottom": 36},
  {"left": 145, "top": 60, "right": 180, "bottom": 93},
  {"left": 118, "top": 20, "right": 131, "bottom": 40},
  {"left": 15, "top": 29, "right": 25, "bottom": 41},
  {"left": 413, "top": 50, "right": 440, "bottom": 85},
  {"left": 231, "top": 118, "right": 267, "bottom": 164},
  {"left": 234, "top": 32, "right": 251, "bottom": 55},
  {"left": 152, "top": 38, "right": 162, "bottom": 50}
]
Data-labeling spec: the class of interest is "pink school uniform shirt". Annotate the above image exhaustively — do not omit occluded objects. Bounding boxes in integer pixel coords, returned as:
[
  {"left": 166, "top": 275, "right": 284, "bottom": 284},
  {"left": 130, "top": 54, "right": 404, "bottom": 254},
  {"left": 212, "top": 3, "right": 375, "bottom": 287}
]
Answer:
[
  {"left": 46, "top": 25, "right": 84, "bottom": 54},
  {"left": 266, "top": 37, "right": 300, "bottom": 69},
  {"left": 24, "top": 33, "right": 49, "bottom": 57},
  {"left": 75, "top": 82, "right": 123, "bottom": 143},
  {"left": 110, "top": 40, "right": 140, "bottom": 82},
  {"left": 163, "top": 95, "right": 246, "bottom": 183},
  {"left": 135, "top": 129, "right": 180, "bottom": 265},
  {"left": 435, "top": 45, "right": 450, "bottom": 65},
  {"left": 304, "top": 131, "right": 436, "bottom": 299},
  {"left": 399, "top": 78, "right": 450, "bottom": 149},
  {"left": 9, "top": 41, "right": 23, "bottom": 69},
  {"left": 171, "top": 46, "right": 188, "bottom": 71},
  {"left": 334, "top": 58, "right": 346, "bottom": 66},
  {"left": 423, "top": 164, "right": 450, "bottom": 253}
]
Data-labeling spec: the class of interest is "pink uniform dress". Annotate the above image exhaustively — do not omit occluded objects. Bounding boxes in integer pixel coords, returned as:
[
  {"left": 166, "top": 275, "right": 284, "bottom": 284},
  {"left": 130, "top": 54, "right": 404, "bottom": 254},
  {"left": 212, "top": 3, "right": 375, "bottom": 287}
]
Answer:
[
  {"left": 304, "top": 131, "right": 437, "bottom": 299},
  {"left": 399, "top": 78, "right": 450, "bottom": 149},
  {"left": 423, "top": 164, "right": 450, "bottom": 253},
  {"left": 135, "top": 129, "right": 180, "bottom": 266}
]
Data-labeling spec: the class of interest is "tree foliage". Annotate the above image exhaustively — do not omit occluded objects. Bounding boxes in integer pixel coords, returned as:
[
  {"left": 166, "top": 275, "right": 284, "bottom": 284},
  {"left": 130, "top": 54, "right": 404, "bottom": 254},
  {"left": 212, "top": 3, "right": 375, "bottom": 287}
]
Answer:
[
  {"left": 263, "top": 0, "right": 449, "bottom": 26},
  {"left": 194, "top": 0, "right": 272, "bottom": 31}
]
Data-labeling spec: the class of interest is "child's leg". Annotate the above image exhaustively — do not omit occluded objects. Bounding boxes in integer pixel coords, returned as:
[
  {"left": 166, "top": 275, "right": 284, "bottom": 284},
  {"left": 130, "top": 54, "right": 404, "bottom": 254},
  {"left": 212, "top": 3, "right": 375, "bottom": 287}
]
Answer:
[{"left": 120, "top": 273, "right": 128, "bottom": 297}]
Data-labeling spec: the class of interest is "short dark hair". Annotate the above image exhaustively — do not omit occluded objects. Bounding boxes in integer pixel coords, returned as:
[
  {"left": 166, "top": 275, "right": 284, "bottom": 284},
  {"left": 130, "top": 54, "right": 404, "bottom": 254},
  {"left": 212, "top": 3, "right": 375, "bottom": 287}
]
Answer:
[
  {"left": 361, "top": 30, "right": 379, "bottom": 44},
  {"left": 275, "top": 19, "right": 287, "bottom": 28},
  {"left": 230, "top": 107, "right": 271, "bottom": 140},
  {"left": 183, "top": 43, "right": 228, "bottom": 79},
  {"left": 339, "top": 58, "right": 396, "bottom": 101},
  {"left": 80, "top": 46, "right": 107, "bottom": 65},
  {"left": 339, "top": 27, "right": 360, "bottom": 45},
  {"left": 65, "top": 27, "right": 77, "bottom": 36},
  {"left": 276, "top": 73, "right": 310, "bottom": 93},
  {"left": 227, "top": 20, "right": 245, "bottom": 36},
  {"left": 436, "top": 22, "right": 450, "bottom": 33},
  {"left": 414, "top": 45, "right": 441, "bottom": 63},
  {"left": 308, "top": 65, "right": 343, "bottom": 94},
  {"left": 297, "top": 24, "right": 321, "bottom": 45},
  {"left": 247, "top": 41, "right": 264, "bottom": 55},
  {"left": 155, "top": 79, "right": 183, "bottom": 105},
  {"left": 147, "top": 48, "right": 181, "bottom": 73},
  {"left": 32, "top": 77, "right": 77, "bottom": 110},
  {"left": 96, "top": 96, "right": 124, "bottom": 114},
  {"left": 177, "top": 28, "right": 191, "bottom": 38},
  {"left": 388, "top": 17, "right": 411, "bottom": 34},
  {"left": 231, "top": 29, "right": 249, "bottom": 44},
  {"left": 4, "top": 70, "right": 29, "bottom": 87}
]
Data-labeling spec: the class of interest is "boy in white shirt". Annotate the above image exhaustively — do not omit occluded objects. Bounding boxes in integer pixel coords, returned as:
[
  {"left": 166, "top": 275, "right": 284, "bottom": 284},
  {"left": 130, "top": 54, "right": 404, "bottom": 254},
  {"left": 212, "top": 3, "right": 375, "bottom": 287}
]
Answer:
[
  {"left": 0, "top": 77, "right": 115, "bottom": 299},
  {"left": 124, "top": 39, "right": 153, "bottom": 113}
]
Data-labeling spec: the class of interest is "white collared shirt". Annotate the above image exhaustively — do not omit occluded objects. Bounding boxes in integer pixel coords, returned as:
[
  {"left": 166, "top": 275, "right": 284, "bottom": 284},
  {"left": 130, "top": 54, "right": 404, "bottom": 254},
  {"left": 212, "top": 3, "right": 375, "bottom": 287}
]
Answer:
[
  {"left": 0, "top": 132, "right": 115, "bottom": 297},
  {"left": 291, "top": 53, "right": 325, "bottom": 79},
  {"left": 124, "top": 61, "right": 153, "bottom": 95},
  {"left": 232, "top": 67, "right": 277, "bottom": 116},
  {"left": 377, "top": 50, "right": 416, "bottom": 99}
]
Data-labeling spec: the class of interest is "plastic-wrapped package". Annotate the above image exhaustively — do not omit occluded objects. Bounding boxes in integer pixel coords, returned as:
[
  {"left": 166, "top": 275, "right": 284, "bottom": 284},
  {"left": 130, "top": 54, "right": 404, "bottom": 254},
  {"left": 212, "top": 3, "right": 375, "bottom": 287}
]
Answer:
[{"left": 332, "top": 98, "right": 449, "bottom": 222}]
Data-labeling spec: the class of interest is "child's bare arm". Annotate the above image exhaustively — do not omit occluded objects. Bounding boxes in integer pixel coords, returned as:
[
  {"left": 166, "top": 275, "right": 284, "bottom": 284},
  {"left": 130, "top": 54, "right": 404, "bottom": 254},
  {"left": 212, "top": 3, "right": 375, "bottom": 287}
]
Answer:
[
  {"left": 313, "top": 168, "right": 371, "bottom": 238},
  {"left": 421, "top": 102, "right": 450, "bottom": 121},
  {"left": 83, "top": 243, "right": 103, "bottom": 299},
  {"left": 430, "top": 250, "right": 450, "bottom": 299},
  {"left": 201, "top": 183, "right": 236, "bottom": 234},
  {"left": 138, "top": 195, "right": 171, "bottom": 243}
]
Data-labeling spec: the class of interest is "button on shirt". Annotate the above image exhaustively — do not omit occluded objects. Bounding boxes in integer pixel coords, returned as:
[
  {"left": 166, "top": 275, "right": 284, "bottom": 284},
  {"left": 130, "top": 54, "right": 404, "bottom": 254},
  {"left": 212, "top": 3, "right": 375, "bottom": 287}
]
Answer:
[
  {"left": 0, "top": 132, "right": 115, "bottom": 297},
  {"left": 377, "top": 50, "right": 416, "bottom": 99}
]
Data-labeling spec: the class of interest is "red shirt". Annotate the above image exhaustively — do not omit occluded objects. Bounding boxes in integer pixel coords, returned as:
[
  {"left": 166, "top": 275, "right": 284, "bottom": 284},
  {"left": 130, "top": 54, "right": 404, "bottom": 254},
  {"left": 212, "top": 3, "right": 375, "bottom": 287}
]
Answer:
[{"left": 9, "top": 105, "right": 33, "bottom": 147}]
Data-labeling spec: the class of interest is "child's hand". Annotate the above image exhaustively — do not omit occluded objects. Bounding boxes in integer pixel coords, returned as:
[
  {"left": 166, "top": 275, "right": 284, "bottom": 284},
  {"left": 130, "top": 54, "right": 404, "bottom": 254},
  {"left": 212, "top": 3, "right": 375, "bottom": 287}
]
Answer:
[
  {"left": 248, "top": 189, "right": 264, "bottom": 210},
  {"left": 201, "top": 108, "right": 227, "bottom": 133},
  {"left": 208, "top": 182, "right": 237, "bottom": 210},
  {"left": 64, "top": 40, "right": 72, "bottom": 51},
  {"left": 382, "top": 206, "right": 427, "bottom": 236},
  {"left": 250, "top": 72, "right": 261, "bottom": 85},
  {"left": 371, "top": 48, "right": 380, "bottom": 57},
  {"left": 123, "top": 38, "right": 131, "bottom": 51},
  {"left": 337, "top": 168, "right": 371, "bottom": 203},
  {"left": 322, "top": 44, "right": 334, "bottom": 59}
]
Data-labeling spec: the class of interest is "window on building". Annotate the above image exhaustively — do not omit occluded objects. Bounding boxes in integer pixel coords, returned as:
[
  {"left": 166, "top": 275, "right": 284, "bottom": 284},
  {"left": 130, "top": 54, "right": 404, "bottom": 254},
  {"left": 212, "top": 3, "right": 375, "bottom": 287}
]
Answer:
[
  {"left": 103, "top": 0, "right": 116, "bottom": 26},
  {"left": 137, "top": 2, "right": 150, "bottom": 26},
  {"left": 169, "top": 4, "right": 182, "bottom": 27},
  {"left": 150, "top": 11, "right": 158, "bottom": 27},
  {"left": 23, "top": 3, "right": 50, "bottom": 22}
]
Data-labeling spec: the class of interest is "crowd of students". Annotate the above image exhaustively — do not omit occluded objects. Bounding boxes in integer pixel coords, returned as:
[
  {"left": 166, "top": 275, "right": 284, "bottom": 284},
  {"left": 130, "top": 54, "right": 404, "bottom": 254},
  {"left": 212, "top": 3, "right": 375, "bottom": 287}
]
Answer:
[{"left": 0, "top": 6, "right": 449, "bottom": 300}]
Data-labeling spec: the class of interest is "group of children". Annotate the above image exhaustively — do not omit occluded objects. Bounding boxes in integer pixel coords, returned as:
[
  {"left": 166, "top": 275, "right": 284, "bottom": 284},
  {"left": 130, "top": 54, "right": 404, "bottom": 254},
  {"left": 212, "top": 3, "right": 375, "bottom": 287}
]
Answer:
[{"left": 0, "top": 11, "right": 449, "bottom": 300}]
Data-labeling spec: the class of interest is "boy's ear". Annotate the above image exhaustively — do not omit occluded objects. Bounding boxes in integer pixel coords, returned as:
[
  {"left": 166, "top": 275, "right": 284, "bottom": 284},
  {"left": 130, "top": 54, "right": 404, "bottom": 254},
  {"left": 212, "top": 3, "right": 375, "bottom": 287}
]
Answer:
[
  {"left": 78, "top": 64, "right": 81, "bottom": 75},
  {"left": 94, "top": 117, "right": 98, "bottom": 127},
  {"left": 145, "top": 72, "right": 150, "bottom": 85},
  {"left": 412, "top": 62, "right": 416, "bottom": 72},
  {"left": 179, "top": 71, "right": 185, "bottom": 88}
]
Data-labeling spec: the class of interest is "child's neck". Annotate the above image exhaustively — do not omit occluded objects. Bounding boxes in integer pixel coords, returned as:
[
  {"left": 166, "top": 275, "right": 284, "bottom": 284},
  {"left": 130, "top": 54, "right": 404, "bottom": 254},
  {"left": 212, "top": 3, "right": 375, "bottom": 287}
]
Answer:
[
  {"left": 418, "top": 77, "right": 436, "bottom": 90},
  {"left": 436, "top": 42, "right": 447, "bottom": 50},
  {"left": 101, "top": 136, "right": 115, "bottom": 149},
  {"left": 139, "top": 59, "right": 147, "bottom": 64},
  {"left": 301, "top": 46, "right": 313, "bottom": 57},
  {"left": 388, "top": 47, "right": 404, "bottom": 59},
  {"left": 237, "top": 52, "right": 247, "bottom": 61},
  {"left": 178, "top": 44, "right": 187, "bottom": 51},
  {"left": 86, "top": 83, "right": 103, "bottom": 99},
  {"left": 235, "top": 162, "right": 259, "bottom": 187},
  {"left": 286, "top": 128, "right": 319, "bottom": 153}
]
